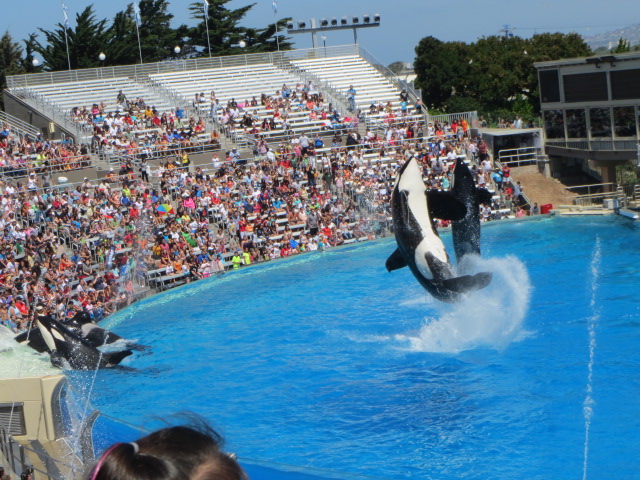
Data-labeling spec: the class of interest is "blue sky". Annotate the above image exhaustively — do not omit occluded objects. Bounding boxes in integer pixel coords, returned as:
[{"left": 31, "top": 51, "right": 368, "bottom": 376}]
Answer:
[{"left": 2, "top": 0, "right": 638, "bottom": 66}]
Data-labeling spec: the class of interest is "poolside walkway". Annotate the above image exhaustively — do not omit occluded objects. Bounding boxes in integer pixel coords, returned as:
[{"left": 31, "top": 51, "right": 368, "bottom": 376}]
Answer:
[{"left": 509, "top": 165, "right": 577, "bottom": 208}]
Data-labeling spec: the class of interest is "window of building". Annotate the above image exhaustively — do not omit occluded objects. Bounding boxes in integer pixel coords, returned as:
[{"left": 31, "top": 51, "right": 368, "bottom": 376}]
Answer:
[
  {"left": 613, "top": 106, "right": 637, "bottom": 138},
  {"left": 564, "top": 72, "right": 608, "bottom": 103},
  {"left": 539, "top": 69, "right": 560, "bottom": 103},
  {"left": 611, "top": 69, "right": 640, "bottom": 100},
  {"left": 566, "top": 109, "right": 587, "bottom": 138},
  {"left": 544, "top": 110, "right": 564, "bottom": 139},
  {"left": 589, "top": 107, "right": 612, "bottom": 138}
]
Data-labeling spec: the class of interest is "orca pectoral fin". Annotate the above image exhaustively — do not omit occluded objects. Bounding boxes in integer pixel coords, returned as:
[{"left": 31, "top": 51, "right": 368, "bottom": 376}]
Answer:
[
  {"left": 425, "top": 252, "right": 454, "bottom": 280},
  {"left": 441, "top": 272, "right": 493, "bottom": 294},
  {"left": 386, "top": 248, "right": 408, "bottom": 272},
  {"left": 426, "top": 190, "right": 467, "bottom": 221},
  {"left": 476, "top": 187, "right": 494, "bottom": 205}
]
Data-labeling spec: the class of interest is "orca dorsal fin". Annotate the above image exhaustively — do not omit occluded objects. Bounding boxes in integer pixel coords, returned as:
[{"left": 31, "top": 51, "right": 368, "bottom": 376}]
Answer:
[
  {"left": 386, "top": 248, "right": 408, "bottom": 272},
  {"left": 426, "top": 190, "right": 467, "bottom": 221},
  {"left": 476, "top": 187, "right": 494, "bottom": 205}
]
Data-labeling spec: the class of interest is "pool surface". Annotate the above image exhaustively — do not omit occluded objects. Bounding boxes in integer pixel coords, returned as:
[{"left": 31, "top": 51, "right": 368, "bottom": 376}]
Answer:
[{"left": 67, "top": 216, "right": 639, "bottom": 479}]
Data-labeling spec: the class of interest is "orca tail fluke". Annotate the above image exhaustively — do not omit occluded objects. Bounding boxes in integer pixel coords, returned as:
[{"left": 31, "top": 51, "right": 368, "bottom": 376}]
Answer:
[{"left": 441, "top": 272, "right": 493, "bottom": 294}]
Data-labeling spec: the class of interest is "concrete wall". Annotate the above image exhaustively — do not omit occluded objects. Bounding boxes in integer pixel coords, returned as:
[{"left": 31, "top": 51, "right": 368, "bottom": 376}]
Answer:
[{"left": 3, "top": 92, "right": 74, "bottom": 141}]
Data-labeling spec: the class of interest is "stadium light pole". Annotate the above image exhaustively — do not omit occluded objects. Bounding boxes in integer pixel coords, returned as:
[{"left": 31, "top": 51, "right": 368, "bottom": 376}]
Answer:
[{"left": 287, "top": 14, "right": 380, "bottom": 49}]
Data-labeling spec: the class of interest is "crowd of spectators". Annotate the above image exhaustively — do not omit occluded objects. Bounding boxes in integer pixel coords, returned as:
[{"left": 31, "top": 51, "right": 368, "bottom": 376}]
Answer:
[
  {"left": 1, "top": 82, "right": 534, "bottom": 337},
  {"left": 0, "top": 122, "right": 90, "bottom": 177},
  {"left": 67, "top": 92, "right": 218, "bottom": 165},
  {"left": 214, "top": 82, "right": 360, "bottom": 140}
]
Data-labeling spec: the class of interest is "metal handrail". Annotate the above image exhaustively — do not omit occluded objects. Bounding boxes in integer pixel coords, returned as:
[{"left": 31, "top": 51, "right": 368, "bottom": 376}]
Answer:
[
  {"left": 0, "top": 427, "right": 78, "bottom": 480},
  {"left": 565, "top": 182, "right": 617, "bottom": 196},
  {"left": 545, "top": 139, "right": 638, "bottom": 151},
  {"left": 99, "top": 141, "right": 224, "bottom": 166},
  {"left": 0, "top": 155, "right": 92, "bottom": 179},
  {"left": 6, "top": 46, "right": 360, "bottom": 90},
  {"left": 0, "top": 111, "right": 41, "bottom": 139},
  {"left": 272, "top": 58, "right": 350, "bottom": 117},
  {"left": 10, "top": 88, "right": 84, "bottom": 140}
]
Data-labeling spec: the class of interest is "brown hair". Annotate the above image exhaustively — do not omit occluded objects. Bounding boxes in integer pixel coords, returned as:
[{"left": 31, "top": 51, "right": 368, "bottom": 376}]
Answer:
[{"left": 88, "top": 424, "right": 247, "bottom": 480}]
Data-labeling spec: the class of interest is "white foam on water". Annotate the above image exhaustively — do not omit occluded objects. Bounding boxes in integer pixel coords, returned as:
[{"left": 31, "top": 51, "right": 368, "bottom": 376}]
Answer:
[
  {"left": 583, "top": 237, "right": 601, "bottom": 480},
  {"left": 0, "top": 328, "right": 58, "bottom": 378},
  {"left": 398, "top": 254, "right": 531, "bottom": 354},
  {"left": 96, "top": 338, "right": 140, "bottom": 353}
]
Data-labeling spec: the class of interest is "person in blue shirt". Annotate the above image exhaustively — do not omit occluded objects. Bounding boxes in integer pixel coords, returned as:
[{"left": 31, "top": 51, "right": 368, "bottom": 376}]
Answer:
[{"left": 346, "top": 85, "right": 356, "bottom": 112}]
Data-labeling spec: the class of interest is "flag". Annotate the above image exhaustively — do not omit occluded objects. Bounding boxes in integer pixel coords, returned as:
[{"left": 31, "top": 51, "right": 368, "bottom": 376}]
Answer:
[
  {"left": 133, "top": 2, "right": 141, "bottom": 25},
  {"left": 272, "top": 0, "right": 277, "bottom": 14},
  {"left": 61, "top": 1, "right": 69, "bottom": 28},
  {"left": 203, "top": 0, "right": 209, "bottom": 15}
]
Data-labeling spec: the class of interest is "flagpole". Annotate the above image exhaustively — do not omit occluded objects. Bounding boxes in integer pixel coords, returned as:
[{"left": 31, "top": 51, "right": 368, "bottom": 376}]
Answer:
[
  {"left": 135, "top": 22, "right": 143, "bottom": 64},
  {"left": 133, "top": 3, "right": 143, "bottom": 64},
  {"left": 61, "top": 1, "right": 72, "bottom": 70},
  {"left": 273, "top": 0, "right": 280, "bottom": 52},
  {"left": 204, "top": 0, "right": 212, "bottom": 58}
]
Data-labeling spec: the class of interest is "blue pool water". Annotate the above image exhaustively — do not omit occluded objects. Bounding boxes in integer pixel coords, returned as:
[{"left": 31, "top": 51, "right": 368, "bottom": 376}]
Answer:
[{"left": 69, "top": 216, "right": 640, "bottom": 479}]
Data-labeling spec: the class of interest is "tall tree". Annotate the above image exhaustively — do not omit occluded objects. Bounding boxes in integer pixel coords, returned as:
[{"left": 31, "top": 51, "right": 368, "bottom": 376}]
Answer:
[
  {"left": 0, "top": 31, "right": 25, "bottom": 108},
  {"left": 32, "top": 6, "right": 110, "bottom": 70},
  {"left": 186, "top": 1, "right": 291, "bottom": 56},
  {"left": 136, "top": 0, "right": 183, "bottom": 62},
  {"left": 469, "top": 35, "right": 530, "bottom": 111},
  {"left": 414, "top": 36, "right": 472, "bottom": 109},
  {"left": 611, "top": 38, "right": 631, "bottom": 54},
  {"left": 414, "top": 32, "right": 592, "bottom": 114}
]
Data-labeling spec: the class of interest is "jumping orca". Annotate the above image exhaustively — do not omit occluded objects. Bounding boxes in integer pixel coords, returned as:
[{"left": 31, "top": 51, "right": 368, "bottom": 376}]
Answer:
[
  {"left": 386, "top": 158, "right": 492, "bottom": 303},
  {"left": 14, "top": 311, "right": 140, "bottom": 370},
  {"left": 451, "top": 157, "right": 494, "bottom": 263}
]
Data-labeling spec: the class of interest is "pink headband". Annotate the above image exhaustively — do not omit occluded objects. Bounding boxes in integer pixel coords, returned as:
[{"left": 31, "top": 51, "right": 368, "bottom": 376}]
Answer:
[
  {"left": 89, "top": 443, "right": 122, "bottom": 480},
  {"left": 89, "top": 443, "right": 138, "bottom": 480}
]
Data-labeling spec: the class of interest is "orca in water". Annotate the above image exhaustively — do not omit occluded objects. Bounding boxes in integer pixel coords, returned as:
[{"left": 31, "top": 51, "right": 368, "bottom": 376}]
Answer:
[
  {"left": 451, "top": 156, "right": 494, "bottom": 263},
  {"left": 386, "top": 158, "right": 493, "bottom": 303},
  {"left": 14, "top": 311, "right": 142, "bottom": 370}
]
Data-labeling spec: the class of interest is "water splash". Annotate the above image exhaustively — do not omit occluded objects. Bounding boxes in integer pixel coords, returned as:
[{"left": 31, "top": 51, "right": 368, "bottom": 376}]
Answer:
[
  {"left": 399, "top": 254, "right": 531, "bottom": 353},
  {"left": 583, "top": 236, "right": 601, "bottom": 480},
  {"left": 0, "top": 328, "right": 58, "bottom": 378}
]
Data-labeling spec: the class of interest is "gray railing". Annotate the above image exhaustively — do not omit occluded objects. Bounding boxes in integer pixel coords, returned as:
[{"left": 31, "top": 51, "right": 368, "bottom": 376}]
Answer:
[
  {"left": 356, "top": 45, "right": 428, "bottom": 126},
  {"left": 428, "top": 111, "right": 479, "bottom": 130},
  {"left": 545, "top": 139, "right": 639, "bottom": 151},
  {"left": 272, "top": 58, "right": 350, "bottom": 117},
  {"left": 9, "top": 88, "right": 85, "bottom": 140},
  {"left": 0, "top": 111, "right": 41, "bottom": 139},
  {"left": 6, "top": 45, "right": 360, "bottom": 90},
  {"left": 498, "top": 146, "right": 539, "bottom": 167},
  {"left": 0, "top": 427, "right": 80, "bottom": 480}
]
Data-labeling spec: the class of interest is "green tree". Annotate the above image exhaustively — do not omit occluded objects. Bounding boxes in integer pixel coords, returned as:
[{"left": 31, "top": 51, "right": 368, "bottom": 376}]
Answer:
[
  {"left": 32, "top": 6, "right": 110, "bottom": 70},
  {"left": 0, "top": 31, "right": 26, "bottom": 108},
  {"left": 414, "top": 32, "right": 591, "bottom": 115},
  {"left": 611, "top": 38, "right": 631, "bottom": 54},
  {"left": 469, "top": 35, "right": 530, "bottom": 111},
  {"left": 21, "top": 34, "right": 42, "bottom": 73},
  {"left": 414, "top": 36, "right": 472, "bottom": 109},
  {"left": 523, "top": 33, "right": 592, "bottom": 109},
  {"left": 136, "top": 0, "right": 183, "bottom": 62},
  {"left": 387, "top": 61, "right": 406, "bottom": 75},
  {"left": 186, "top": 0, "right": 291, "bottom": 56}
]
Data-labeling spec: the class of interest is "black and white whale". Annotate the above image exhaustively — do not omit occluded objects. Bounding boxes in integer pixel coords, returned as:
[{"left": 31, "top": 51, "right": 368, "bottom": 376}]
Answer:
[
  {"left": 386, "top": 158, "right": 492, "bottom": 303},
  {"left": 451, "top": 156, "right": 494, "bottom": 263},
  {"left": 14, "top": 311, "right": 143, "bottom": 370}
]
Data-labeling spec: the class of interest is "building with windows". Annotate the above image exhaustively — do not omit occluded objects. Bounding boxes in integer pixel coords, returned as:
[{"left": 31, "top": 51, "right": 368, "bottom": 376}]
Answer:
[{"left": 535, "top": 52, "right": 640, "bottom": 186}]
